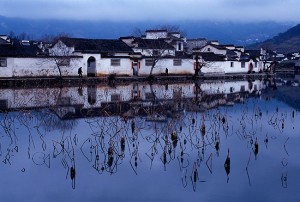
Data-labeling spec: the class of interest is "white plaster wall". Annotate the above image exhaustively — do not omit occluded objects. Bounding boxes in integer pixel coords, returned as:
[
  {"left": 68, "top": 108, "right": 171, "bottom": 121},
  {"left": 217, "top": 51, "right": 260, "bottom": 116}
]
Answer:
[
  {"left": 133, "top": 48, "right": 175, "bottom": 57},
  {"left": 49, "top": 41, "right": 74, "bottom": 56},
  {"left": 138, "top": 58, "right": 194, "bottom": 76},
  {"left": 201, "top": 45, "right": 227, "bottom": 55},
  {"left": 201, "top": 61, "right": 226, "bottom": 74},
  {"left": 97, "top": 58, "right": 133, "bottom": 76},
  {"left": 0, "top": 58, "right": 13, "bottom": 77},
  {"left": 202, "top": 60, "right": 263, "bottom": 75},
  {"left": 146, "top": 31, "right": 168, "bottom": 39},
  {"left": 9, "top": 57, "right": 83, "bottom": 77}
]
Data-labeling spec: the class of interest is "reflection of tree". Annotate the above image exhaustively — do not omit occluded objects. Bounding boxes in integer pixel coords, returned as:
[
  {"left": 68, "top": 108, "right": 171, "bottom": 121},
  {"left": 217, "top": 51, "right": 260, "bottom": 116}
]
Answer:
[
  {"left": 0, "top": 81, "right": 296, "bottom": 192},
  {"left": 34, "top": 109, "right": 78, "bottom": 132}
]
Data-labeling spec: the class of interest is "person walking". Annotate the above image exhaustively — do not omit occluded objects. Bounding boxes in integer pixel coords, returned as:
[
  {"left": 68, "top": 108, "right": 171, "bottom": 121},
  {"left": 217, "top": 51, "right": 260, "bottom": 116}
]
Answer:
[{"left": 78, "top": 67, "right": 83, "bottom": 78}]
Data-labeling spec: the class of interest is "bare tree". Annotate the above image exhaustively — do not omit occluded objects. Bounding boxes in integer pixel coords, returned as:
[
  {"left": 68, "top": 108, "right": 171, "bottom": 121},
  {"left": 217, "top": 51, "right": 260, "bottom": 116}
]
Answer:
[
  {"left": 132, "top": 26, "right": 185, "bottom": 79},
  {"left": 44, "top": 33, "right": 74, "bottom": 78}
]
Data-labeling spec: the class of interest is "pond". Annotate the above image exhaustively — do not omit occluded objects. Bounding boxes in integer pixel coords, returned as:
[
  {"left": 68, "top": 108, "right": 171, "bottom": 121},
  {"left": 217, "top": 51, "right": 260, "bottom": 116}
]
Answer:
[{"left": 0, "top": 79, "right": 299, "bottom": 202}]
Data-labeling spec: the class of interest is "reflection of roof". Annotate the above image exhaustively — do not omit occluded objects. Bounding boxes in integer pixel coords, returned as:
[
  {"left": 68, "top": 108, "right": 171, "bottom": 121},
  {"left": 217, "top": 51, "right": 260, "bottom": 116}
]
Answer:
[
  {"left": 0, "top": 43, "right": 42, "bottom": 57},
  {"left": 60, "top": 37, "right": 133, "bottom": 53}
]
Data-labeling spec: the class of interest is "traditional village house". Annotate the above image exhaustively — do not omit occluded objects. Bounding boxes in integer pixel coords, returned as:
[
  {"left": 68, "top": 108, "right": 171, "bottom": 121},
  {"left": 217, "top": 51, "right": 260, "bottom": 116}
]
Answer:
[
  {"left": 120, "top": 30, "right": 194, "bottom": 76},
  {"left": 197, "top": 43, "right": 265, "bottom": 74},
  {"left": 0, "top": 35, "right": 82, "bottom": 78},
  {"left": 50, "top": 37, "right": 134, "bottom": 77},
  {"left": 186, "top": 38, "right": 208, "bottom": 54}
]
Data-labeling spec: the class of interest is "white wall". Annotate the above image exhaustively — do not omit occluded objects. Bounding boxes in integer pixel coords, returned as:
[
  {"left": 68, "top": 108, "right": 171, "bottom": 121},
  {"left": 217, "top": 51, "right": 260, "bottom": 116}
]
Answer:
[
  {"left": 97, "top": 58, "right": 133, "bottom": 76},
  {"left": 0, "top": 57, "right": 83, "bottom": 77},
  {"left": 138, "top": 58, "right": 194, "bottom": 76},
  {"left": 201, "top": 45, "right": 227, "bottom": 55},
  {"left": 146, "top": 31, "right": 168, "bottom": 39},
  {"left": 201, "top": 60, "right": 263, "bottom": 75}
]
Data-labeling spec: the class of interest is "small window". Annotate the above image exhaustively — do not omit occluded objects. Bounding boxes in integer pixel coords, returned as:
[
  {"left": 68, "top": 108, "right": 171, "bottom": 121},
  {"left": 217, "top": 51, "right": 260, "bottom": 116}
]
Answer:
[
  {"left": 230, "top": 62, "right": 234, "bottom": 67},
  {"left": 145, "top": 59, "right": 153, "bottom": 66},
  {"left": 230, "top": 87, "right": 234, "bottom": 93},
  {"left": 145, "top": 92, "right": 154, "bottom": 100},
  {"left": 255, "top": 62, "right": 258, "bottom": 68},
  {"left": 58, "top": 97, "right": 71, "bottom": 105},
  {"left": 152, "top": 50, "right": 159, "bottom": 56},
  {"left": 111, "top": 94, "right": 121, "bottom": 102},
  {"left": 0, "top": 99, "right": 8, "bottom": 109},
  {"left": 240, "top": 85, "right": 245, "bottom": 92},
  {"left": 207, "top": 48, "right": 211, "bottom": 52},
  {"left": 241, "top": 62, "right": 245, "bottom": 68},
  {"left": 178, "top": 43, "right": 182, "bottom": 51},
  {"left": 111, "top": 59, "right": 120, "bottom": 66},
  {"left": 0, "top": 58, "right": 7, "bottom": 67},
  {"left": 173, "top": 59, "right": 182, "bottom": 66}
]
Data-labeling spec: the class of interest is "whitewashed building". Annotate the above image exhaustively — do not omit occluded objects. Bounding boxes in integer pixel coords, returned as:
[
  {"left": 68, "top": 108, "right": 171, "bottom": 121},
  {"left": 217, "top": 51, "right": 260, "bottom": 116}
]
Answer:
[{"left": 0, "top": 38, "right": 82, "bottom": 78}]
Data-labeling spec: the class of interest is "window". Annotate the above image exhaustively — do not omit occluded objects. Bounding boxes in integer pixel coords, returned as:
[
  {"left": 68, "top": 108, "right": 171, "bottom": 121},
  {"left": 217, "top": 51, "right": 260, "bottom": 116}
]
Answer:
[
  {"left": 178, "top": 43, "right": 182, "bottom": 51},
  {"left": 255, "top": 62, "right": 258, "bottom": 68},
  {"left": 0, "top": 99, "right": 8, "bottom": 109},
  {"left": 111, "top": 94, "right": 121, "bottom": 102},
  {"left": 145, "top": 92, "right": 154, "bottom": 100},
  {"left": 230, "top": 62, "right": 234, "bottom": 67},
  {"left": 58, "top": 97, "right": 71, "bottom": 105},
  {"left": 0, "top": 58, "right": 7, "bottom": 67},
  {"left": 173, "top": 59, "right": 182, "bottom": 66},
  {"left": 145, "top": 59, "right": 153, "bottom": 66},
  {"left": 152, "top": 50, "right": 159, "bottom": 56},
  {"left": 207, "top": 48, "right": 211, "bottom": 52},
  {"left": 111, "top": 59, "right": 120, "bottom": 66},
  {"left": 240, "top": 85, "right": 245, "bottom": 92},
  {"left": 241, "top": 62, "right": 245, "bottom": 68}
]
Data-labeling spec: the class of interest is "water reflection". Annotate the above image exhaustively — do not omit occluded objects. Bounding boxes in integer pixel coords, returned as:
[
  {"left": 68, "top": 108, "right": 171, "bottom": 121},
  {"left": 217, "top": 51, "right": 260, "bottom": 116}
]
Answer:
[{"left": 0, "top": 79, "right": 300, "bottom": 201}]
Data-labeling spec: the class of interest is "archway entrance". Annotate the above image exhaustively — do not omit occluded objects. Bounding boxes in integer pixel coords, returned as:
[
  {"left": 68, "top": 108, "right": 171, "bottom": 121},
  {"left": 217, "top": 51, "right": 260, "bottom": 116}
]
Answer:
[
  {"left": 87, "top": 56, "right": 96, "bottom": 77},
  {"left": 249, "top": 63, "right": 254, "bottom": 73}
]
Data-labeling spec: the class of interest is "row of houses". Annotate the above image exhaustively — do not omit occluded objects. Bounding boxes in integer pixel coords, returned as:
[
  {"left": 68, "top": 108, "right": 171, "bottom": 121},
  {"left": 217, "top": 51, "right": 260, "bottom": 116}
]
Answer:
[{"left": 0, "top": 30, "right": 272, "bottom": 78}]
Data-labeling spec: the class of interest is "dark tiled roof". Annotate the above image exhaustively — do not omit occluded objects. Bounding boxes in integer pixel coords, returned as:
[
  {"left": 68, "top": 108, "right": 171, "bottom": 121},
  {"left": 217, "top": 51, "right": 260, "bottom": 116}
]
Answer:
[
  {"left": 226, "top": 50, "right": 239, "bottom": 60},
  {"left": 0, "top": 43, "right": 42, "bottom": 57},
  {"left": 207, "top": 44, "right": 228, "bottom": 50},
  {"left": 133, "top": 38, "right": 174, "bottom": 50},
  {"left": 60, "top": 37, "right": 133, "bottom": 53},
  {"left": 0, "top": 38, "right": 10, "bottom": 44},
  {"left": 199, "top": 52, "right": 226, "bottom": 61},
  {"left": 239, "top": 52, "right": 251, "bottom": 61},
  {"left": 245, "top": 49, "right": 261, "bottom": 58}
]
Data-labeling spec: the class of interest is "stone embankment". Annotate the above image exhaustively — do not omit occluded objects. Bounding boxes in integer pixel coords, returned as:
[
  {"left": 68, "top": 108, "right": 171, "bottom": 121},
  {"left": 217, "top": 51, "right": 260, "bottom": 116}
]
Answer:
[{"left": 0, "top": 73, "right": 274, "bottom": 88}]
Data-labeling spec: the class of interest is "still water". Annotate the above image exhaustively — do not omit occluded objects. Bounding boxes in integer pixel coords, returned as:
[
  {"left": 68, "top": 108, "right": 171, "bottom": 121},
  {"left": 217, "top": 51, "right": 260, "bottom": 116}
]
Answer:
[{"left": 0, "top": 79, "right": 299, "bottom": 202}]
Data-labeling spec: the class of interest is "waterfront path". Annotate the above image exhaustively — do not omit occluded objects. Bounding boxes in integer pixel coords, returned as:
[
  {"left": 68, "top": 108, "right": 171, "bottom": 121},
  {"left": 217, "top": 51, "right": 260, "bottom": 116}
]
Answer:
[{"left": 0, "top": 73, "right": 274, "bottom": 88}]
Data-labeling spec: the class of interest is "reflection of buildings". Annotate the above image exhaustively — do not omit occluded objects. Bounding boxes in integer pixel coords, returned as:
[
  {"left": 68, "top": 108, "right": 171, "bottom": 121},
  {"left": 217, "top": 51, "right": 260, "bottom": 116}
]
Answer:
[{"left": 0, "top": 80, "right": 265, "bottom": 119}]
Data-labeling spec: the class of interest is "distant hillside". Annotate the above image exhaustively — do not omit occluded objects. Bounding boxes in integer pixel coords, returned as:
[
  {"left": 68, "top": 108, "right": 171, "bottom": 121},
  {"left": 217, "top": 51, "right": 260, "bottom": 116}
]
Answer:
[
  {"left": 0, "top": 15, "right": 294, "bottom": 45},
  {"left": 248, "top": 24, "right": 300, "bottom": 53}
]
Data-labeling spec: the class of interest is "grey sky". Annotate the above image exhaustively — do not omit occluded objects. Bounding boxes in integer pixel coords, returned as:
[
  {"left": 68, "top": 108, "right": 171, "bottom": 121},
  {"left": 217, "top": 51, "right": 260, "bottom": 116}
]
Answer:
[{"left": 0, "top": 0, "right": 298, "bottom": 22}]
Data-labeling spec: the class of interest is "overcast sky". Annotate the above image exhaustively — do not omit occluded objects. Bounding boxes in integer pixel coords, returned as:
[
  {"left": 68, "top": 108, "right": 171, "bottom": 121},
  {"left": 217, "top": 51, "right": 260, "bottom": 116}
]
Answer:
[{"left": 0, "top": 0, "right": 299, "bottom": 22}]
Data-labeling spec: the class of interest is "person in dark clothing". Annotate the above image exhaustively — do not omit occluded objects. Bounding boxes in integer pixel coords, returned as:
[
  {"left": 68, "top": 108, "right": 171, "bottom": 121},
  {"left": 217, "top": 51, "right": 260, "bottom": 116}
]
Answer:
[{"left": 78, "top": 67, "right": 83, "bottom": 78}]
